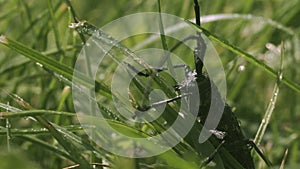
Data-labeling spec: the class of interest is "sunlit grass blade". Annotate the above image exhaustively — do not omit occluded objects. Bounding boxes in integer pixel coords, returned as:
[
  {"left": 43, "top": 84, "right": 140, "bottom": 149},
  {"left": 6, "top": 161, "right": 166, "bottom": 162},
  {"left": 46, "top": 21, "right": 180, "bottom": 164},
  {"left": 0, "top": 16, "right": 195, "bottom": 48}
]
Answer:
[
  {"left": 5, "top": 102, "right": 11, "bottom": 152},
  {"left": 185, "top": 20, "right": 300, "bottom": 93},
  {"left": 200, "top": 13, "right": 295, "bottom": 35},
  {"left": 254, "top": 42, "right": 285, "bottom": 145},
  {"left": 279, "top": 149, "right": 289, "bottom": 169},
  {"left": 0, "top": 109, "right": 75, "bottom": 118},
  {"left": 133, "top": 13, "right": 296, "bottom": 51},
  {"left": 0, "top": 125, "right": 84, "bottom": 135}
]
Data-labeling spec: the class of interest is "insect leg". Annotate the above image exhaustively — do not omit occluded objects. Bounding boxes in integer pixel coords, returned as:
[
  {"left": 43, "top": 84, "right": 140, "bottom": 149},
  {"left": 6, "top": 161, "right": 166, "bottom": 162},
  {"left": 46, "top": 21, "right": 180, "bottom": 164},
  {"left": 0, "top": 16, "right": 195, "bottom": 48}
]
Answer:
[
  {"left": 248, "top": 140, "right": 273, "bottom": 167},
  {"left": 225, "top": 139, "right": 272, "bottom": 167},
  {"left": 125, "top": 61, "right": 187, "bottom": 77},
  {"left": 193, "top": 0, "right": 206, "bottom": 76}
]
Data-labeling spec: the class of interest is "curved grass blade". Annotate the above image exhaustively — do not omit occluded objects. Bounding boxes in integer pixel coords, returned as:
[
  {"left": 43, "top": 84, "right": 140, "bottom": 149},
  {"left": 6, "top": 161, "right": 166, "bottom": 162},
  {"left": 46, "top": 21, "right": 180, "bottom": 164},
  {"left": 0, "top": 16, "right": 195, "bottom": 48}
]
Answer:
[
  {"left": 200, "top": 13, "right": 295, "bottom": 35},
  {"left": 4, "top": 93, "right": 92, "bottom": 169},
  {"left": 133, "top": 13, "right": 296, "bottom": 51},
  {"left": 0, "top": 35, "right": 111, "bottom": 98},
  {"left": 184, "top": 20, "right": 300, "bottom": 93}
]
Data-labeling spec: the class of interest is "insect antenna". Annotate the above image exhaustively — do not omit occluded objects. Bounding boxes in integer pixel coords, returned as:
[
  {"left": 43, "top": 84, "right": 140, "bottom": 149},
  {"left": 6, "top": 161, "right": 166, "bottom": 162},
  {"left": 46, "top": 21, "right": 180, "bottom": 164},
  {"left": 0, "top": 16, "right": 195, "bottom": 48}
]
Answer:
[{"left": 193, "top": 0, "right": 206, "bottom": 77}]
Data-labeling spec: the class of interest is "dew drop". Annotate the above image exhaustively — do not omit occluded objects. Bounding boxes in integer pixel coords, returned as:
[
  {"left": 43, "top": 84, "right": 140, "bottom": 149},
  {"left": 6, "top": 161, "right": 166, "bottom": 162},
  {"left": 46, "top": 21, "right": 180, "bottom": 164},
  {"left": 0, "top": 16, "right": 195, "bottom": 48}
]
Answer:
[
  {"left": 238, "top": 65, "right": 246, "bottom": 72},
  {"left": 0, "top": 35, "right": 8, "bottom": 44},
  {"left": 111, "top": 132, "right": 117, "bottom": 138},
  {"left": 36, "top": 62, "right": 43, "bottom": 68}
]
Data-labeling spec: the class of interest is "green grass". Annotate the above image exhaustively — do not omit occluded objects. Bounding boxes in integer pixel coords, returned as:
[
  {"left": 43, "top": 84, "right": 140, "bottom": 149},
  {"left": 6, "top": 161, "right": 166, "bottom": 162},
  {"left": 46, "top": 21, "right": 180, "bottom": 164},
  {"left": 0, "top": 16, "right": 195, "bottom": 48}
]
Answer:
[{"left": 0, "top": 0, "right": 300, "bottom": 169}]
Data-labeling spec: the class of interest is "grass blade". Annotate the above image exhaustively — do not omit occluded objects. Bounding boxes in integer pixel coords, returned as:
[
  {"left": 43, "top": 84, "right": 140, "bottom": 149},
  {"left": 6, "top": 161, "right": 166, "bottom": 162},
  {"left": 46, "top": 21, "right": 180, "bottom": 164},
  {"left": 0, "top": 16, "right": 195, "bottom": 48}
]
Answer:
[
  {"left": 5, "top": 93, "right": 91, "bottom": 169},
  {"left": 184, "top": 20, "right": 300, "bottom": 93},
  {"left": 0, "top": 35, "right": 111, "bottom": 98},
  {"left": 0, "top": 109, "right": 75, "bottom": 118},
  {"left": 0, "top": 125, "right": 84, "bottom": 135},
  {"left": 17, "top": 135, "right": 74, "bottom": 161},
  {"left": 254, "top": 42, "right": 285, "bottom": 145}
]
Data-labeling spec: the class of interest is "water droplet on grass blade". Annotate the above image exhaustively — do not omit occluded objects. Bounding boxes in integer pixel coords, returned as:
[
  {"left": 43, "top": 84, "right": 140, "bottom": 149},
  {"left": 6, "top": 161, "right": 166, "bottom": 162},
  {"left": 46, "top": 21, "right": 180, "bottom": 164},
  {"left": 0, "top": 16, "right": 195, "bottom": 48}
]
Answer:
[
  {"left": 0, "top": 35, "right": 8, "bottom": 44},
  {"left": 238, "top": 65, "right": 246, "bottom": 72},
  {"left": 35, "top": 62, "right": 43, "bottom": 68}
]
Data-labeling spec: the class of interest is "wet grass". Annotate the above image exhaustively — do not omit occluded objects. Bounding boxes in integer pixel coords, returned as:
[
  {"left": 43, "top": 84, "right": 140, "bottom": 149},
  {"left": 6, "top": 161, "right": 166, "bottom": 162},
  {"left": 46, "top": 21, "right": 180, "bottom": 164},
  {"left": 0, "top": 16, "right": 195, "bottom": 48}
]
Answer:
[{"left": 0, "top": 0, "right": 300, "bottom": 168}]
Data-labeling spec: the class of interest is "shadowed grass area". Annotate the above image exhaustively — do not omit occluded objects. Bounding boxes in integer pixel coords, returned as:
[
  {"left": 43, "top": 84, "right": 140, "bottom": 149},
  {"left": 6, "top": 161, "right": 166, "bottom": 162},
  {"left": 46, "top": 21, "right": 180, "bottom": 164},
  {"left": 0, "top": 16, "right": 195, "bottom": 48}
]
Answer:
[{"left": 0, "top": 0, "right": 299, "bottom": 168}]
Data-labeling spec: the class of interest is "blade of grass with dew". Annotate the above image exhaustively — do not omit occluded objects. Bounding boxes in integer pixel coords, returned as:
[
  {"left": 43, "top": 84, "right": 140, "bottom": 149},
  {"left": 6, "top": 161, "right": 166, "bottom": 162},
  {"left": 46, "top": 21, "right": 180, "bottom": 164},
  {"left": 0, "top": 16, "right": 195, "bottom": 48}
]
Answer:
[
  {"left": 0, "top": 110, "right": 202, "bottom": 168},
  {"left": 0, "top": 125, "right": 84, "bottom": 135},
  {"left": 2, "top": 104, "right": 152, "bottom": 164},
  {"left": 6, "top": 102, "right": 11, "bottom": 152},
  {"left": 70, "top": 21, "right": 153, "bottom": 72},
  {"left": 254, "top": 42, "right": 284, "bottom": 145},
  {"left": 184, "top": 20, "right": 300, "bottom": 93},
  {"left": 0, "top": 35, "right": 111, "bottom": 98},
  {"left": 0, "top": 105, "right": 88, "bottom": 160},
  {"left": 49, "top": 122, "right": 112, "bottom": 163},
  {"left": 6, "top": 93, "right": 91, "bottom": 169},
  {"left": 0, "top": 102, "right": 22, "bottom": 112},
  {"left": 0, "top": 109, "right": 75, "bottom": 118},
  {"left": 72, "top": 21, "right": 180, "bottom": 116}
]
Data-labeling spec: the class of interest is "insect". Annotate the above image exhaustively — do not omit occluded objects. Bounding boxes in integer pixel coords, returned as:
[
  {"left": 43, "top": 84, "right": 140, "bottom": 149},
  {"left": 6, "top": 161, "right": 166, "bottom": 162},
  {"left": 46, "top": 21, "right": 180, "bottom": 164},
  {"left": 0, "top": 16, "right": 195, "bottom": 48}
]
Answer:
[
  {"left": 129, "top": 0, "right": 272, "bottom": 168},
  {"left": 72, "top": 1, "right": 272, "bottom": 168},
  {"left": 188, "top": 0, "right": 272, "bottom": 168}
]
